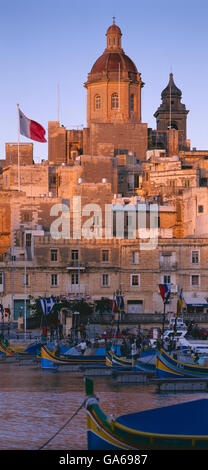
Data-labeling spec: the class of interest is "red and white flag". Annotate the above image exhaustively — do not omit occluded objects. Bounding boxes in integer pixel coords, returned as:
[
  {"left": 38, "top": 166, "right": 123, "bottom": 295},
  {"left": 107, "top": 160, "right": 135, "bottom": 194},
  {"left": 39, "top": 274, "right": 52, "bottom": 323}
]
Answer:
[{"left": 19, "top": 108, "right": 47, "bottom": 143}]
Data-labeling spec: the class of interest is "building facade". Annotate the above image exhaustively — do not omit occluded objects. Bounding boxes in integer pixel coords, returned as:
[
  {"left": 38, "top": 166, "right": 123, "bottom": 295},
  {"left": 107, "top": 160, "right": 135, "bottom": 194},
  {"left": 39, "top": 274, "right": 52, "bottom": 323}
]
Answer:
[{"left": 0, "top": 20, "right": 208, "bottom": 325}]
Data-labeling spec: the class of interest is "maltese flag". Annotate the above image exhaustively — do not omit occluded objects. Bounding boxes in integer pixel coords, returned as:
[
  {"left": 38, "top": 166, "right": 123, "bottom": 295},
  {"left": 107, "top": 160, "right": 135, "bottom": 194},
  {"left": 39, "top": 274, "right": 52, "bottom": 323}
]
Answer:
[{"left": 19, "top": 108, "right": 47, "bottom": 142}]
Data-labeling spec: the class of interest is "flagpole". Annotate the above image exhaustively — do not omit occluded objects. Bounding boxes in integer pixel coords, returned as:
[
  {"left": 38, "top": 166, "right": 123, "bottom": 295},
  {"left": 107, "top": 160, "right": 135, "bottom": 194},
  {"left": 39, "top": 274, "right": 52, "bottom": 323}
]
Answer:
[
  {"left": 17, "top": 104, "right": 21, "bottom": 191},
  {"left": 24, "top": 234, "right": 27, "bottom": 340}
]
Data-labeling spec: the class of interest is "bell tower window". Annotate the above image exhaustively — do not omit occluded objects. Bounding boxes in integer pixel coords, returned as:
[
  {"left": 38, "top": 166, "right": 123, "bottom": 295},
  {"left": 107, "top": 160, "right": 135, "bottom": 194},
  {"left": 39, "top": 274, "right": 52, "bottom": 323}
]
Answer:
[
  {"left": 130, "top": 94, "right": 135, "bottom": 111},
  {"left": 95, "top": 95, "right": 101, "bottom": 110},
  {"left": 111, "top": 93, "right": 119, "bottom": 109}
]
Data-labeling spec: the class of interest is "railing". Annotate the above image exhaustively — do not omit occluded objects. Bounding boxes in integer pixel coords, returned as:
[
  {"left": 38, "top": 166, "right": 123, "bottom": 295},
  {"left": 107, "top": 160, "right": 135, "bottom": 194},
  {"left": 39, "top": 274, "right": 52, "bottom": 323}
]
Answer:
[
  {"left": 89, "top": 313, "right": 167, "bottom": 324},
  {"left": 159, "top": 262, "right": 178, "bottom": 270},
  {"left": 67, "top": 261, "right": 86, "bottom": 269},
  {"left": 88, "top": 312, "right": 208, "bottom": 325},
  {"left": 69, "top": 284, "right": 86, "bottom": 294}
]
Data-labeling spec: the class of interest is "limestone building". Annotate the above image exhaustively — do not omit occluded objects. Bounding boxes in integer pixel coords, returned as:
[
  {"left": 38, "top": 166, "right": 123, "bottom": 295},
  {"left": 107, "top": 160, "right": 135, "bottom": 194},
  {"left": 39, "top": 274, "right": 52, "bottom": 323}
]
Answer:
[{"left": 1, "top": 19, "right": 208, "bottom": 324}]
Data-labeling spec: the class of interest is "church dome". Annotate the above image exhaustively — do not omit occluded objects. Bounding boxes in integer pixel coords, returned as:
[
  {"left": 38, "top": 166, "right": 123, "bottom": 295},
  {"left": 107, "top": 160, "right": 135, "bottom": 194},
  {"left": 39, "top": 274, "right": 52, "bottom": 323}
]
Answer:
[
  {"left": 90, "top": 19, "right": 138, "bottom": 76},
  {"left": 90, "top": 51, "right": 138, "bottom": 75},
  {"left": 161, "top": 73, "right": 182, "bottom": 98}
]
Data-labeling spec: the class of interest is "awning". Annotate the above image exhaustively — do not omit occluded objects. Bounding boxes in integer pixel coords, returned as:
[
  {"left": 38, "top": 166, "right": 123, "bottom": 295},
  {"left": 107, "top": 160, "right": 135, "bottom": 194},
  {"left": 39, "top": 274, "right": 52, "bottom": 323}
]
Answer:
[{"left": 183, "top": 294, "right": 208, "bottom": 307}]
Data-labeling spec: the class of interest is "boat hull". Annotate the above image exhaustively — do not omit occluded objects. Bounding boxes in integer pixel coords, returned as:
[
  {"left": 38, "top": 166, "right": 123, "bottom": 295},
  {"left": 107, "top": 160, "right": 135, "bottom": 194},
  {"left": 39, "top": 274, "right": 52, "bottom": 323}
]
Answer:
[
  {"left": 156, "top": 348, "right": 208, "bottom": 378},
  {"left": 85, "top": 386, "right": 208, "bottom": 450},
  {"left": 106, "top": 351, "right": 155, "bottom": 374},
  {"left": 41, "top": 345, "right": 106, "bottom": 369},
  {"left": 0, "top": 341, "right": 41, "bottom": 357}
]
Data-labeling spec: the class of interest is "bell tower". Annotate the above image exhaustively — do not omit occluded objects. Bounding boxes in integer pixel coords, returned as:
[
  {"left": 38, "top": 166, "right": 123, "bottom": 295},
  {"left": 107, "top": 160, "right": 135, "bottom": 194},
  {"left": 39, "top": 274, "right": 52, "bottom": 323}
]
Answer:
[{"left": 154, "top": 73, "right": 189, "bottom": 147}]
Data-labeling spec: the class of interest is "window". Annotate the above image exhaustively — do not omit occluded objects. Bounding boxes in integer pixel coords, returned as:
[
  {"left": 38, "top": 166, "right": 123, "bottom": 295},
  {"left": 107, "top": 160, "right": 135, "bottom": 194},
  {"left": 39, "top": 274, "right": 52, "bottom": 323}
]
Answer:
[
  {"left": 102, "top": 274, "right": 109, "bottom": 286},
  {"left": 185, "top": 180, "right": 190, "bottom": 188},
  {"left": 130, "top": 94, "right": 135, "bottom": 111},
  {"left": 164, "top": 275, "right": 171, "bottom": 284},
  {"left": 23, "top": 273, "right": 29, "bottom": 286},
  {"left": 0, "top": 272, "right": 3, "bottom": 285},
  {"left": 51, "top": 274, "right": 58, "bottom": 286},
  {"left": 51, "top": 249, "right": 58, "bottom": 262},
  {"left": 131, "top": 274, "right": 140, "bottom": 286},
  {"left": 131, "top": 251, "right": 139, "bottom": 264},
  {"left": 50, "top": 176, "right": 56, "bottom": 184},
  {"left": 192, "top": 250, "right": 199, "bottom": 264},
  {"left": 93, "top": 216, "right": 100, "bottom": 226},
  {"left": 111, "top": 93, "right": 119, "bottom": 109},
  {"left": 95, "top": 95, "right": 101, "bottom": 110},
  {"left": 71, "top": 273, "right": 79, "bottom": 285},
  {"left": 23, "top": 212, "right": 32, "bottom": 222},
  {"left": 191, "top": 274, "right": 200, "bottom": 287},
  {"left": 25, "top": 233, "right": 32, "bottom": 247},
  {"left": 198, "top": 205, "right": 204, "bottom": 213},
  {"left": 102, "top": 250, "right": 109, "bottom": 262},
  {"left": 71, "top": 250, "right": 79, "bottom": 261}
]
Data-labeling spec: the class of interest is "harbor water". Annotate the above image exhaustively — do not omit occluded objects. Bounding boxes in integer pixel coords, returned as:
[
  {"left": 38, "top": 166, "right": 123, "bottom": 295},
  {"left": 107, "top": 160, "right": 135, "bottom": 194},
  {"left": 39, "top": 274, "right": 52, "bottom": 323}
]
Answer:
[{"left": 0, "top": 362, "right": 208, "bottom": 450}]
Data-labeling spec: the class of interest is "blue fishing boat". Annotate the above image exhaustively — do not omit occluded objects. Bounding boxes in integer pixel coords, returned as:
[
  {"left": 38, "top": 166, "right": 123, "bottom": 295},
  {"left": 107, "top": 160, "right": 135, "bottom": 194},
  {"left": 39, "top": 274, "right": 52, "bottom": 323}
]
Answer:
[
  {"left": 106, "top": 350, "right": 156, "bottom": 374},
  {"left": 41, "top": 344, "right": 106, "bottom": 369},
  {"left": 0, "top": 340, "right": 41, "bottom": 357},
  {"left": 85, "top": 377, "right": 208, "bottom": 449},
  {"left": 156, "top": 348, "right": 208, "bottom": 378},
  {"left": 106, "top": 351, "right": 132, "bottom": 368}
]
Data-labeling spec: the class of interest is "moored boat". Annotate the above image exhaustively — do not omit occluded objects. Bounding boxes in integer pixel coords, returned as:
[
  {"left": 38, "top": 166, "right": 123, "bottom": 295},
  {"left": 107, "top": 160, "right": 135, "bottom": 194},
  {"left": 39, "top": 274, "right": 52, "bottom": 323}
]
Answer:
[
  {"left": 41, "top": 344, "right": 106, "bottom": 369},
  {"left": 106, "top": 350, "right": 156, "bottom": 374},
  {"left": 156, "top": 348, "right": 208, "bottom": 378},
  {"left": 0, "top": 340, "right": 41, "bottom": 357},
  {"left": 85, "top": 377, "right": 208, "bottom": 449}
]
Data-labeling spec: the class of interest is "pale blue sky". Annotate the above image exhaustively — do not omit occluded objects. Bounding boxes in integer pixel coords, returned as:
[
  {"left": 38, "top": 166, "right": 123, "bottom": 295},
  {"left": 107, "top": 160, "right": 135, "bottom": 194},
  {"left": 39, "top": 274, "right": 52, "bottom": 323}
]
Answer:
[{"left": 0, "top": 0, "right": 208, "bottom": 160}]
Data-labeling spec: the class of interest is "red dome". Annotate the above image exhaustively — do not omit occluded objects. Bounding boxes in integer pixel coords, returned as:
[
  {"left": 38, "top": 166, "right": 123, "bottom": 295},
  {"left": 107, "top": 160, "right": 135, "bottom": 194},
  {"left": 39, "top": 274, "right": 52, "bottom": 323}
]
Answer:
[
  {"left": 106, "top": 23, "right": 122, "bottom": 35},
  {"left": 90, "top": 51, "right": 138, "bottom": 75}
]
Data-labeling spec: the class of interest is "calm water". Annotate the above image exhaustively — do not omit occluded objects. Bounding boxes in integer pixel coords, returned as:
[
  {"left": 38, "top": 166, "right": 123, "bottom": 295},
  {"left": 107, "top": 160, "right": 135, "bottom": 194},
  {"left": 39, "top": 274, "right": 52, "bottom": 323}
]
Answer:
[{"left": 0, "top": 362, "right": 207, "bottom": 450}]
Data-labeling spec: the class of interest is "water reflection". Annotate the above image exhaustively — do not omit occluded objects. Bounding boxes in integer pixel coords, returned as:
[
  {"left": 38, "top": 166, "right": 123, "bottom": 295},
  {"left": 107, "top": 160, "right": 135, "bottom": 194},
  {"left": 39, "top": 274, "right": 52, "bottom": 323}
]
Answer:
[{"left": 0, "top": 364, "right": 207, "bottom": 450}]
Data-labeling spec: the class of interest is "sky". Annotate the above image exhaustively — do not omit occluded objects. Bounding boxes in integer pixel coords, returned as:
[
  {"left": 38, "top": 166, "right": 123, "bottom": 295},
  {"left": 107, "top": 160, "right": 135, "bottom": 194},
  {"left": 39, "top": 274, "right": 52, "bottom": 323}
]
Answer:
[{"left": 0, "top": 0, "right": 208, "bottom": 161}]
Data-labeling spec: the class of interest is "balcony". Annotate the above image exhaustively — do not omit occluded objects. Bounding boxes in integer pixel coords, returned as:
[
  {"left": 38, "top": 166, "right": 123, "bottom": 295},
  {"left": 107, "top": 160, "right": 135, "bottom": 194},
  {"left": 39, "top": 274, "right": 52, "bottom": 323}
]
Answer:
[
  {"left": 69, "top": 284, "right": 86, "bottom": 294},
  {"left": 159, "top": 261, "right": 178, "bottom": 271},
  {"left": 67, "top": 261, "right": 86, "bottom": 270}
]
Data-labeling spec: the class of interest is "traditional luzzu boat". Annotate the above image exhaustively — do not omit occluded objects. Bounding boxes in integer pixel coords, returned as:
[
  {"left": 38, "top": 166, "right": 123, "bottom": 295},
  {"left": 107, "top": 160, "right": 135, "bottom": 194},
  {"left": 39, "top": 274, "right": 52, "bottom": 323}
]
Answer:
[
  {"left": 106, "top": 351, "right": 132, "bottom": 369},
  {"left": 85, "top": 377, "right": 208, "bottom": 450},
  {"left": 41, "top": 344, "right": 106, "bottom": 369},
  {"left": 0, "top": 340, "right": 41, "bottom": 357},
  {"left": 156, "top": 348, "right": 208, "bottom": 378},
  {"left": 106, "top": 350, "right": 156, "bottom": 374}
]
